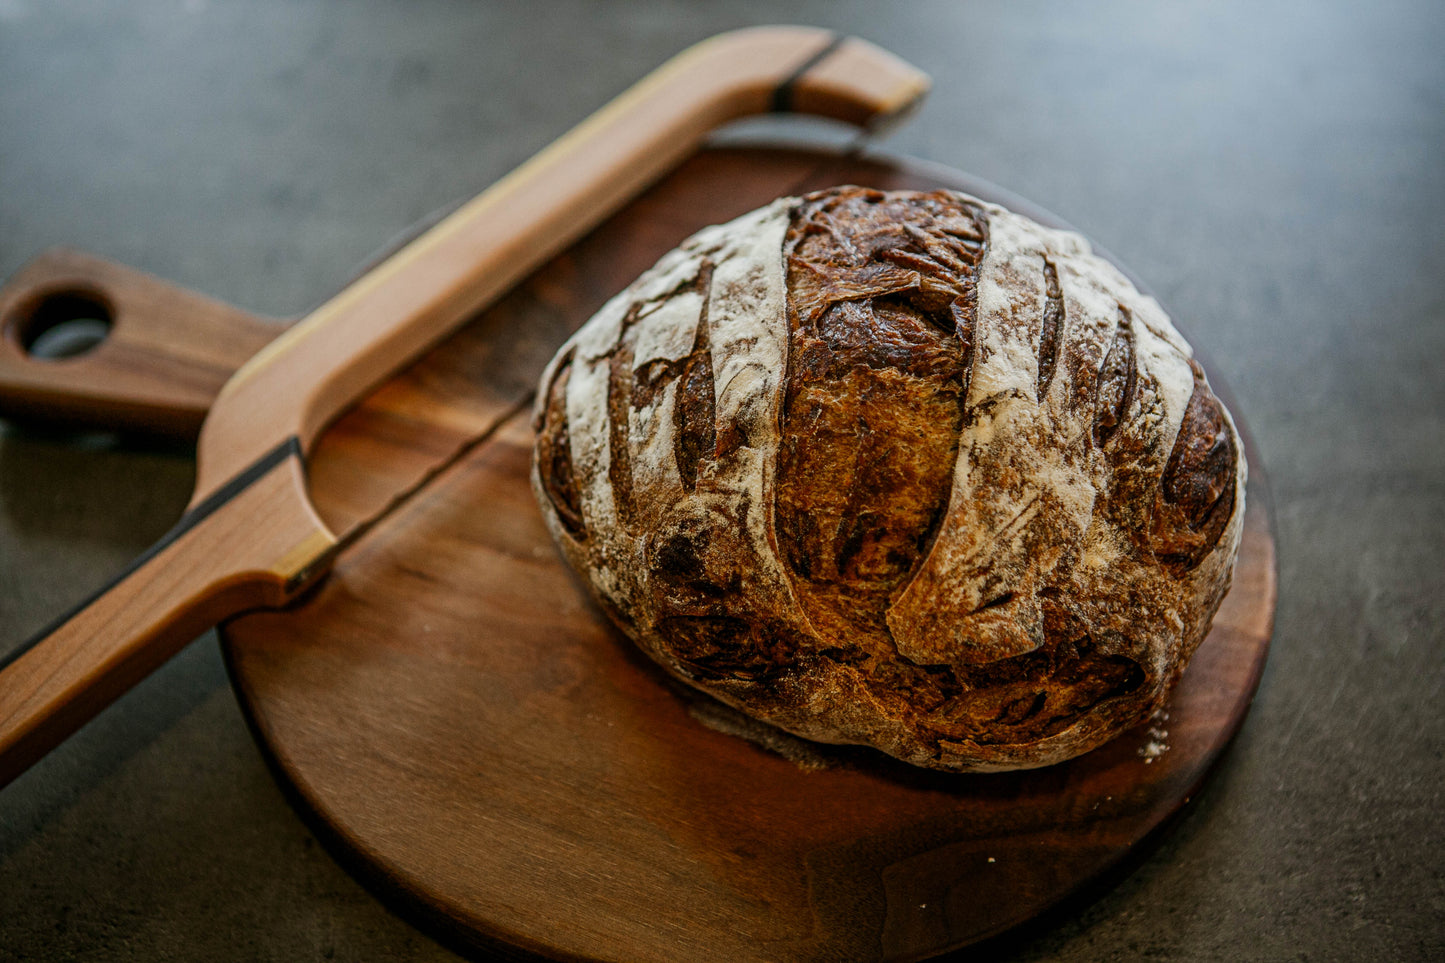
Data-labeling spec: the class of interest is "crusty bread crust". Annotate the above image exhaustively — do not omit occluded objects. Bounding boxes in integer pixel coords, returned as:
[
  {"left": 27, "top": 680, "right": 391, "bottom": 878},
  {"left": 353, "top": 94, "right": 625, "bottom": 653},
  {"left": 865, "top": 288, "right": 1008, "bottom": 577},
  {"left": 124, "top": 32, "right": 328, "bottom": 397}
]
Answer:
[{"left": 533, "top": 187, "right": 1245, "bottom": 772}]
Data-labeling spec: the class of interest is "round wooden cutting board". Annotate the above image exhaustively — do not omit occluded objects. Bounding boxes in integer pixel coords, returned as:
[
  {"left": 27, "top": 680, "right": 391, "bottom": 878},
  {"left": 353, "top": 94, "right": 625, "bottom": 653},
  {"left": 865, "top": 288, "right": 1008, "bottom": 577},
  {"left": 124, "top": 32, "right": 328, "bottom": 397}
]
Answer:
[{"left": 217, "top": 146, "right": 1276, "bottom": 963}]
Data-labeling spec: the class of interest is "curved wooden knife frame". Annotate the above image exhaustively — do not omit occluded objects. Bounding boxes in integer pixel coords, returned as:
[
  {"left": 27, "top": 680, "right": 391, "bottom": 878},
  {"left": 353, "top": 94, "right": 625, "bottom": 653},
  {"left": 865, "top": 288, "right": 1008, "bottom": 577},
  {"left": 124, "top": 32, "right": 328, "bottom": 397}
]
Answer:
[{"left": 0, "top": 27, "right": 931, "bottom": 788}]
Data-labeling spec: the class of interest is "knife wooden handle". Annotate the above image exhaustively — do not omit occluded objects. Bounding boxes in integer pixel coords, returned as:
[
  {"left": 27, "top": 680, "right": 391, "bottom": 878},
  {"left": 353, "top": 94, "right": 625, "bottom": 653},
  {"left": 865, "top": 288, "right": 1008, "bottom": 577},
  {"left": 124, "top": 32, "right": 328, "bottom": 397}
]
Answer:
[
  {"left": 0, "top": 441, "right": 330, "bottom": 787},
  {"left": 191, "top": 27, "right": 929, "bottom": 503}
]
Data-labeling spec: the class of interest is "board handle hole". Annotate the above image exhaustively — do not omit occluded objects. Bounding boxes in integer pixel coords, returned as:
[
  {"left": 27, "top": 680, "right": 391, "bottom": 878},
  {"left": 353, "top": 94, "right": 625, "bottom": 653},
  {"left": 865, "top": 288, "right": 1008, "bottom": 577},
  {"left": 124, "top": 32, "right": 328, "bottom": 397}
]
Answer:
[{"left": 16, "top": 291, "right": 114, "bottom": 360}]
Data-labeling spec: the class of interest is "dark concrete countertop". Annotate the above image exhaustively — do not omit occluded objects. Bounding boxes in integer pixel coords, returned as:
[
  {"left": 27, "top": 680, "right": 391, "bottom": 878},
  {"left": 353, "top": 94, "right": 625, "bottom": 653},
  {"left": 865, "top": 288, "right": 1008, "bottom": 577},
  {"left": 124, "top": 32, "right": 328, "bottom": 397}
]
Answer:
[{"left": 2, "top": 2, "right": 1441, "bottom": 960}]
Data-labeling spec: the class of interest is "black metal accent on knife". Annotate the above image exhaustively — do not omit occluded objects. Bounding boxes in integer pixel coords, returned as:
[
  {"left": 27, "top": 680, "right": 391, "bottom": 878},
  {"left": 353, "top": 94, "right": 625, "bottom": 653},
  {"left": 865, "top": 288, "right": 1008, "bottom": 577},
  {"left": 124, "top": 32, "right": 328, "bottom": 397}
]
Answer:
[
  {"left": 0, "top": 436, "right": 304, "bottom": 674},
  {"left": 770, "top": 33, "right": 846, "bottom": 113}
]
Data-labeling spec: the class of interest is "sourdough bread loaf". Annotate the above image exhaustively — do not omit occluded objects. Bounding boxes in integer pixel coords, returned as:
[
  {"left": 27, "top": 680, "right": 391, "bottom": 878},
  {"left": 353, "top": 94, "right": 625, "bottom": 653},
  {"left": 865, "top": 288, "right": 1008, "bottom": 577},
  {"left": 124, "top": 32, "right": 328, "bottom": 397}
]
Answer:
[{"left": 532, "top": 186, "right": 1245, "bottom": 772}]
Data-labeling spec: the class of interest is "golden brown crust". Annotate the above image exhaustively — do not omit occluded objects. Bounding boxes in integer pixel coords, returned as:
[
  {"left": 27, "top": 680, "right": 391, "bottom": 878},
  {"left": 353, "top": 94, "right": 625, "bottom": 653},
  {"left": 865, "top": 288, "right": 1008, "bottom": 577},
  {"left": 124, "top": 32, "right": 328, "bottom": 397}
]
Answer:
[{"left": 532, "top": 187, "right": 1245, "bottom": 772}]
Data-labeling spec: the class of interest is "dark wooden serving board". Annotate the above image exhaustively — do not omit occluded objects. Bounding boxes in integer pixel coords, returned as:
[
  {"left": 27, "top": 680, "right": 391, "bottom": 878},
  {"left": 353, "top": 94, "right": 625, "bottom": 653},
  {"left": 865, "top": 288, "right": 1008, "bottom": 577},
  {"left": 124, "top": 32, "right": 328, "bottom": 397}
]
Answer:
[{"left": 7, "top": 146, "right": 1278, "bottom": 962}]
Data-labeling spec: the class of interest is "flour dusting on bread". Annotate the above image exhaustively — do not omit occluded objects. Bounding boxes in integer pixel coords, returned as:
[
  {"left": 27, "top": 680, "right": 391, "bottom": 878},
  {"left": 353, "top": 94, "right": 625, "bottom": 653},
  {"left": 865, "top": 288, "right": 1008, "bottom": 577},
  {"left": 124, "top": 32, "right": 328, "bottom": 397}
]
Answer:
[{"left": 533, "top": 187, "right": 1244, "bottom": 772}]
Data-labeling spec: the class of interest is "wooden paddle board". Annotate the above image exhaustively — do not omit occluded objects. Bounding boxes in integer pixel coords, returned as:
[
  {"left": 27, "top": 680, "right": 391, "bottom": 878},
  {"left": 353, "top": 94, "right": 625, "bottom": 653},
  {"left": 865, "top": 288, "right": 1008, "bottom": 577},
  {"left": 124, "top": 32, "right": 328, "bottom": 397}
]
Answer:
[{"left": 2, "top": 146, "right": 1277, "bottom": 962}]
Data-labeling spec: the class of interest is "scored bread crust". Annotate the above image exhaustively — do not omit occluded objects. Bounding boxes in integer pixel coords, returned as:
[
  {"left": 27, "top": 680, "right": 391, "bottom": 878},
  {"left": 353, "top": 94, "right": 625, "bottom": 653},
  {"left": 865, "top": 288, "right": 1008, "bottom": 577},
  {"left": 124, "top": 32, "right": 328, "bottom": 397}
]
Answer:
[{"left": 532, "top": 187, "right": 1245, "bottom": 772}]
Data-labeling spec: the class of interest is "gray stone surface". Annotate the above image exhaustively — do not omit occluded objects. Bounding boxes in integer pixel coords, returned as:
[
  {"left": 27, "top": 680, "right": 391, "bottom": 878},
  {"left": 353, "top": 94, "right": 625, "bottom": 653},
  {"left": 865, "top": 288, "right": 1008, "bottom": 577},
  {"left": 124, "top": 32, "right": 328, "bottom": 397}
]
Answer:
[{"left": 1, "top": 1, "right": 1441, "bottom": 960}]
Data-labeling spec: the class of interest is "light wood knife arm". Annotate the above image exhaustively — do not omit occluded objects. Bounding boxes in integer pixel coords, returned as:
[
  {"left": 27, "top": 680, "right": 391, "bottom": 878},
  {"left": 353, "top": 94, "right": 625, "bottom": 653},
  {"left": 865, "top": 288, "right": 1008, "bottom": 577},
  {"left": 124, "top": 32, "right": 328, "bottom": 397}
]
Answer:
[{"left": 192, "top": 27, "right": 929, "bottom": 504}]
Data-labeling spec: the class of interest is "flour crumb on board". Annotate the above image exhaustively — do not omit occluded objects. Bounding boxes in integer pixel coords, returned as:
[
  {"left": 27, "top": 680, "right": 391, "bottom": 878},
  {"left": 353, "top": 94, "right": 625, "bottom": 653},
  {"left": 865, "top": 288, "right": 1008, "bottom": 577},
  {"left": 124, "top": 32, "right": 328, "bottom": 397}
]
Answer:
[{"left": 1139, "top": 706, "right": 1171, "bottom": 763}]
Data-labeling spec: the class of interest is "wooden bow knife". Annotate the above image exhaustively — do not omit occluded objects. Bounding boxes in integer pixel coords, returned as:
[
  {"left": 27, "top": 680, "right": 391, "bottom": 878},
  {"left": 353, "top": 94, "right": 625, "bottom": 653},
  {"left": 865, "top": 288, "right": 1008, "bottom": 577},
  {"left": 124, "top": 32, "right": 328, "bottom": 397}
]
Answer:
[{"left": 0, "top": 27, "right": 928, "bottom": 787}]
